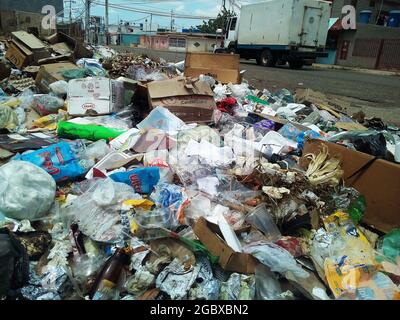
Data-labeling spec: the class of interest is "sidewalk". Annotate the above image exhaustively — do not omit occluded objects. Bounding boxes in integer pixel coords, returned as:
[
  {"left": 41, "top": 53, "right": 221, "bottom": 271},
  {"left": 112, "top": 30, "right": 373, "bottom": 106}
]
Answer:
[{"left": 313, "top": 63, "right": 400, "bottom": 76}]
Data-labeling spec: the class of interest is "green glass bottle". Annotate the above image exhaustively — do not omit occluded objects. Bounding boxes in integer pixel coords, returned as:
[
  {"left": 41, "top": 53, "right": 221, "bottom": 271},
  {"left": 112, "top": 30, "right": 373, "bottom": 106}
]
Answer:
[
  {"left": 348, "top": 195, "right": 366, "bottom": 224},
  {"left": 57, "top": 121, "right": 126, "bottom": 141}
]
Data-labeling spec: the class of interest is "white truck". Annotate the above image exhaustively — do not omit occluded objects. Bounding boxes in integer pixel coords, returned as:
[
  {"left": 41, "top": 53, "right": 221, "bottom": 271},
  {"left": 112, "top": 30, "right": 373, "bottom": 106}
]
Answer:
[{"left": 220, "top": 0, "right": 331, "bottom": 69}]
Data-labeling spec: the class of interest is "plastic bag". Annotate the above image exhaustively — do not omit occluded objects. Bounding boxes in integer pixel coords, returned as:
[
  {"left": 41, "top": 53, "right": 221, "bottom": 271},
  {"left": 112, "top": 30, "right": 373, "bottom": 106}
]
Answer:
[
  {"left": 0, "top": 161, "right": 56, "bottom": 220},
  {"left": 150, "top": 182, "right": 189, "bottom": 225},
  {"left": 110, "top": 167, "right": 160, "bottom": 194},
  {"left": 14, "top": 141, "right": 89, "bottom": 183},
  {"left": 0, "top": 228, "right": 29, "bottom": 298},
  {"left": 49, "top": 80, "right": 68, "bottom": 96},
  {"left": 327, "top": 130, "right": 388, "bottom": 158},
  {"left": 63, "top": 178, "right": 141, "bottom": 243},
  {"left": 32, "top": 94, "right": 65, "bottom": 116},
  {"left": 244, "top": 242, "right": 309, "bottom": 279},
  {"left": 137, "top": 106, "right": 186, "bottom": 132},
  {"left": 255, "top": 264, "right": 283, "bottom": 300},
  {"left": 0, "top": 105, "right": 19, "bottom": 130},
  {"left": 245, "top": 205, "right": 281, "bottom": 242}
]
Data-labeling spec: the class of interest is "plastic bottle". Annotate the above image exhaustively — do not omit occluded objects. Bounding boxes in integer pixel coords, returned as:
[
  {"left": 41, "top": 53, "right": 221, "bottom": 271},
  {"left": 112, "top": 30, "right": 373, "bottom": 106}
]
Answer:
[
  {"left": 347, "top": 195, "right": 366, "bottom": 224},
  {"left": 89, "top": 248, "right": 132, "bottom": 300},
  {"left": 57, "top": 121, "right": 126, "bottom": 141}
]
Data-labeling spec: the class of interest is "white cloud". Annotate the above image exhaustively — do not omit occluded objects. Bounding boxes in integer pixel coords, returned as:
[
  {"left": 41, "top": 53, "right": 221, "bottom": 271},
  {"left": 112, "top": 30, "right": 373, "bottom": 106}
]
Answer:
[{"left": 194, "top": 4, "right": 221, "bottom": 17}]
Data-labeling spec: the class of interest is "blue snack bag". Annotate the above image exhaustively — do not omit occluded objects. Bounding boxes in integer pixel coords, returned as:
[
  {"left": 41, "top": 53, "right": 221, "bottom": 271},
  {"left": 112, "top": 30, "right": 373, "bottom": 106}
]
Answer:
[
  {"left": 109, "top": 167, "right": 160, "bottom": 194},
  {"left": 14, "top": 142, "right": 87, "bottom": 183}
]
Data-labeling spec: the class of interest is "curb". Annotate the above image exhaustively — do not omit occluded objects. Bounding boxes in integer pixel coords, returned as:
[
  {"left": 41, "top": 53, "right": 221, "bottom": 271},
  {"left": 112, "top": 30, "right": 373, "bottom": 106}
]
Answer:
[{"left": 313, "top": 64, "right": 400, "bottom": 76}]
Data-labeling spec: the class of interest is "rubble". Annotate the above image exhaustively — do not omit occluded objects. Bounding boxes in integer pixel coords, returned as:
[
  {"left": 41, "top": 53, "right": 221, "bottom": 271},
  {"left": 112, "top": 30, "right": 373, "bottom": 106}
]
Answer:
[{"left": 0, "top": 39, "right": 399, "bottom": 302}]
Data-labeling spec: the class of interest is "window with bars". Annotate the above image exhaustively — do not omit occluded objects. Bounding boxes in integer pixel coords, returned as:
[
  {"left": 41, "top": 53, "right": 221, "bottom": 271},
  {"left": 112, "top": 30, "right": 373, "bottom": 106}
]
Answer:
[{"left": 169, "top": 37, "right": 186, "bottom": 48}]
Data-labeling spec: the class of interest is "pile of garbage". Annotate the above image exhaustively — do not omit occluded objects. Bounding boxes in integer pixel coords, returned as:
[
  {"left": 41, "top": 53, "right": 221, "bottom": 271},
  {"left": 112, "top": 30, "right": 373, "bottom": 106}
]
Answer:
[{"left": 0, "top": 35, "right": 399, "bottom": 301}]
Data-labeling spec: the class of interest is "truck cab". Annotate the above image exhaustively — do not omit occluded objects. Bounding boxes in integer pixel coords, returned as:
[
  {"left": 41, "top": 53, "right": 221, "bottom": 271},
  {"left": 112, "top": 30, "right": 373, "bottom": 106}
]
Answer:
[{"left": 224, "top": 16, "right": 239, "bottom": 51}]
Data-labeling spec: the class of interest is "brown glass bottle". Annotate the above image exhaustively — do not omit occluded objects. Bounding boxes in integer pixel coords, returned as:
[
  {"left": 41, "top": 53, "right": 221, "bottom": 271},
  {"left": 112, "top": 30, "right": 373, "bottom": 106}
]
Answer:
[{"left": 89, "top": 248, "right": 131, "bottom": 300}]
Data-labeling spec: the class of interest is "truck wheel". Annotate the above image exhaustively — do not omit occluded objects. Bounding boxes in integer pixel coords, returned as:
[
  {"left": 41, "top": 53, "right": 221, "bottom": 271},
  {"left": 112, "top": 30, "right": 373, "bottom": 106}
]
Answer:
[
  {"left": 289, "top": 60, "right": 304, "bottom": 69},
  {"left": 228, "top": 47, "right": 236, "bottom": 54},
  {"left": 258, "top": 49, "right": 276, "bottom": 67}
]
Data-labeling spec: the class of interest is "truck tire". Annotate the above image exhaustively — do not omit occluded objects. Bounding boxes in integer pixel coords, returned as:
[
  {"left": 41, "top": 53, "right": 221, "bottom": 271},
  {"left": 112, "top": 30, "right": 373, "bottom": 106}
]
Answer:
[
  {"left": 257, "top": 49, "right": 276, "bottom": 67},
  {"left": 289, "top": 59, "right": 304, "bottom": 69}
]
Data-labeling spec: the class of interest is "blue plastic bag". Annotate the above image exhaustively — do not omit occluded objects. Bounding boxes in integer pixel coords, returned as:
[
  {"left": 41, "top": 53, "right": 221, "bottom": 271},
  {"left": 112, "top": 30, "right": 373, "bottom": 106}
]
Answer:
[
  {"left": 14, "top": 142, "right": 87, "bottom": 183},
  {"left": 109, "top": 167, "right": 160, "bottom": 194},
  {"left": 297, "top": 130, "right": 321, "bottom": 150}
]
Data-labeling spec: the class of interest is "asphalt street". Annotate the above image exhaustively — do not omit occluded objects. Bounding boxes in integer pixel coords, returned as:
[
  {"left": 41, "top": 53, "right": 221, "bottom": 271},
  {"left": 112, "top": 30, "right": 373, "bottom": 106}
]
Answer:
[{"left": 114, "top": 46, "right": 400, "bottom": 124}]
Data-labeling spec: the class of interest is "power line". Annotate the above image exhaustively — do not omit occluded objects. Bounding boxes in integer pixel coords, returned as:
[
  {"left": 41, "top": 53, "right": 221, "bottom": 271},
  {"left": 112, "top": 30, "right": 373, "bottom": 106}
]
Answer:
[{"left": 91, "top": 0, "right": 216, "bottom": 19}]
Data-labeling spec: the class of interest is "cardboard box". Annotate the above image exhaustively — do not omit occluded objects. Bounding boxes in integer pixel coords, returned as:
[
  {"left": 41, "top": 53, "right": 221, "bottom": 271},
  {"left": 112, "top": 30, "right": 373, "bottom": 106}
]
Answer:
[
  {"left": 67, "top": 77, "right": 124, "bottom": 116},
  {"left": 5, "top": 32, "right": 51, "bottom": 69},
  {"left": 303, "top": 139, "right": 400, "bottom": 233},
  {"left": 184, "top": 52, "right": 241, "bottom": 84},
  {"left": 5, "top": 41, "right": 32, "bottom": 69},
  {"left": 45, "top": 32, "right": 92, "bottom": 60},
  {"left": 147, "top": 76, "right": 216, "bottom": 123},
  {"left": 193, "top": 217, "right": 259, "bottom": 274},
  {"left": 35, "top": 62, "right": 80, "bottom": 93}
]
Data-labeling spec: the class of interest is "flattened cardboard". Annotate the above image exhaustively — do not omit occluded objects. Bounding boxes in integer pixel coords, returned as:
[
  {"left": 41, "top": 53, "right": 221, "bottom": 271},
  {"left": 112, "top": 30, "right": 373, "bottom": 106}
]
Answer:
[
  {"left": 147, "top": 76, "right": 216, "bottom": 123},
  {"left": 303, "top": 139, "right": 400, "bottom": 233},
  {"left": 184, "top": 52, "right": 241, "bottom": 84},
  {"left": 193, "top": 217, "right": 259, "bottom": 274},
  {"left": 35, "top": 62, "right": 80, "bottom": 93}
]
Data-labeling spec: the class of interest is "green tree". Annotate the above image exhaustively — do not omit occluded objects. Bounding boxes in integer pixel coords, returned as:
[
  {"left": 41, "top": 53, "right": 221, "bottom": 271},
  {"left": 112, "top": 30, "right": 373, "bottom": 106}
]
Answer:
[{"left": 196, "top": 8, "right": 236, "bottom": 33}]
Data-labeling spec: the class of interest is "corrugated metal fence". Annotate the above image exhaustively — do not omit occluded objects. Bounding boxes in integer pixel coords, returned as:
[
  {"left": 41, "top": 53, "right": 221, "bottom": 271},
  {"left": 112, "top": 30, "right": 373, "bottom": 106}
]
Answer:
[{"left": 352, "top": 38, "right": 400, "bottom": 70}]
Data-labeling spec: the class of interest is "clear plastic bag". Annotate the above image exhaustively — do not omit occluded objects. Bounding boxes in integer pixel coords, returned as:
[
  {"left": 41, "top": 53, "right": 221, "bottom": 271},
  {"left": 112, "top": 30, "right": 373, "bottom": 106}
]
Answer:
[
  {"left": 255, "top": 264, "right": 283, "bottom": 300},
  {"left": 0, "top": 161, "right": 56, "bottom": 220},
  {"left": 62, "top": 178, "right": 141, "bottom": 243},
  {"left": 245, "top": 205, "right": 281, "bottom": 242},
  {"left": 244, "top": 242, "right": 309, "bottom": 279}
]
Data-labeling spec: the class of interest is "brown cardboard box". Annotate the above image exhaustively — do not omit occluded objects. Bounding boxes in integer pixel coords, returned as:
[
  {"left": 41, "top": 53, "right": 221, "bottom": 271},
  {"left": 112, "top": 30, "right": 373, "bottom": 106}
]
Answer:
[
  {"left": 6, "top": 31, "right": 51, "bottom": 68},
  {"left": 193, "top": 217, "right": 259, "bottom": 274},
  {"left": 303, "top": 139, "right": 400, "bottom": 233},
  {"left": 35, "top": 62, "right": 80, "bottom": 93},
  {"left": 44, "top": 32, "right": 92, "bottom": 59},
  {"left": 147, "top": 76, "right": 216, "bottom": 123},
  {"left": 184, "top": 52, "right": 241, "bottom": 84},
  {"left": 5, "top": 40, "right": 33, "bottom": 69}
]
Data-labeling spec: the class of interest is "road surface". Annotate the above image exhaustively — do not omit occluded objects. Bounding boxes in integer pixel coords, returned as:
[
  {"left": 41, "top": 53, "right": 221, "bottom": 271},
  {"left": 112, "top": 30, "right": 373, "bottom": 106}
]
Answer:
[{"left": 114, "top": 46, "right": 400, "bottom": 124}]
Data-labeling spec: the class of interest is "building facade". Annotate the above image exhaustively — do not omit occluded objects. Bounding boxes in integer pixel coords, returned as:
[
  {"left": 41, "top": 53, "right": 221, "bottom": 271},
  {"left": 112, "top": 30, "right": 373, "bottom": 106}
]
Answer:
[
  {"left": 321, "top": 0, "right": 400, "bottom": 70},
  {"left": 0, "top": 0, "right": 63, "bottom": 35}
]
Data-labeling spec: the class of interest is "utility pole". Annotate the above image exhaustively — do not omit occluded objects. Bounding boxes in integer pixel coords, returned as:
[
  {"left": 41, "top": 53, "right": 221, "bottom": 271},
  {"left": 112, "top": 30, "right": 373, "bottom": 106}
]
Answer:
[
  {"left": 85, "top": 0, "right": 91, "bottom": 43},
  {"left": 170, "top": 10, "right": 173, "bottom": 32},
  {"left": 105, "top": 0, "right": 109, "bottom": 45},
  {"left": 69, "top": 0, "right": 72, "bottom": 36},
  {"left": 150, "top": 13, "right": 153, "bottom": 32}
]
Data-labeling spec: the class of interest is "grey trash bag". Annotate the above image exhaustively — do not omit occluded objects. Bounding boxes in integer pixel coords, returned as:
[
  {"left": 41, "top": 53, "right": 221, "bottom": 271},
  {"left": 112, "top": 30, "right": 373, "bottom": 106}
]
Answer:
[
  {"left": 0, "top": 228, "right": 29, "bottom": 298},
  {"left": 0, "top": 161, "right": 56, "bottom": 220}
]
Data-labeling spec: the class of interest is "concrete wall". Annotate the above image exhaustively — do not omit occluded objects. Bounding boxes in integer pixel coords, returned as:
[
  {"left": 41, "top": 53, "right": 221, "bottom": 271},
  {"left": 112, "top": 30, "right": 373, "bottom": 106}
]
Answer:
[
  {"left": 0, "top": 10, "right": 55, "bottom": 36},
  {"left": 336, "top": 22, "right": 400, "bottom": 68}
]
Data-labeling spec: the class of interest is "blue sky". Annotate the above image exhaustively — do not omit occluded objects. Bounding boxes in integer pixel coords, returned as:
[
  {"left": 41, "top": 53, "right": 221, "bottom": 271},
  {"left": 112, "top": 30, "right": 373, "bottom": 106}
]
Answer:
[{"left": 66, "top": 0, "right": 258, "bottom": 30}]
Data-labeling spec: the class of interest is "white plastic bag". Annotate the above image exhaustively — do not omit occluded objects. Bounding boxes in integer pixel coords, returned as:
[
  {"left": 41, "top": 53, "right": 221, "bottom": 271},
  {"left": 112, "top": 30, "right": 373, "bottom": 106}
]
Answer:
[{"left": 0, "top": 161, "right": 56, "bottom": 220}]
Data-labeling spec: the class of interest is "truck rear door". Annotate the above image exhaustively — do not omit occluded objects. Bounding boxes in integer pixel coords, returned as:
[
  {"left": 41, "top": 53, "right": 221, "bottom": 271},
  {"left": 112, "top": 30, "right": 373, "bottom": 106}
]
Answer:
[{"left": 300, "top": 5, "right": 322, "bottom": 47}]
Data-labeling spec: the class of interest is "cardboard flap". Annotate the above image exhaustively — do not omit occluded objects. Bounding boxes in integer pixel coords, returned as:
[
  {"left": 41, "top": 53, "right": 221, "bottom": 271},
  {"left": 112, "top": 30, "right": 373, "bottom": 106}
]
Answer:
[
  {"left": 193, "top": 217, "right": 234, "bottom": 265},
  {"left": 12, "top": 31, "right": 46, "bottom": 50},
  {"left": 185, "top": 52, "right": 240, "bottom": 69},
  {"left": 147, "top": 77, "right": 213, "bottom": 99}
]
